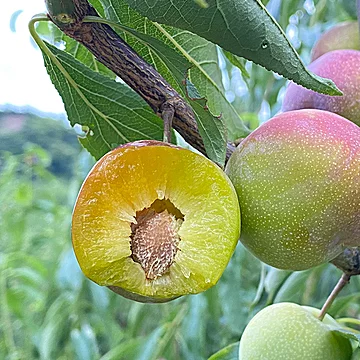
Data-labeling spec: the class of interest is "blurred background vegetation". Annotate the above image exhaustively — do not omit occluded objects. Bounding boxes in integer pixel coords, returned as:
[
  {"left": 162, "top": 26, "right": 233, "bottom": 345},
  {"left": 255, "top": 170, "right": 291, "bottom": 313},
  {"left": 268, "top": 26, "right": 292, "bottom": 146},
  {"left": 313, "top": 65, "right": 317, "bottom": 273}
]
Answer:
[{"left": 1, "top": 0, "right": 359, "bottom": 359}]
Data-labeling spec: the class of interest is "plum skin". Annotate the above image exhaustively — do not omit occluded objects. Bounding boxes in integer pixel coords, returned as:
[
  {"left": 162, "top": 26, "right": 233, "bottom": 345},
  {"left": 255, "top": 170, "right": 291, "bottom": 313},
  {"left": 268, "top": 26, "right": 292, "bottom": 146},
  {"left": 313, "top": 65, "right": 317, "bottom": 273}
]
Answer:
[
  {"left": 282, "top": 50, "right": 360, "bottom": 126},
  {"left": 311, "top": 21, "right": 360, "bottom": 61},
  {"left": 239, "top": 303, "right": 353, "bottom": 360},
  {"left": 225, "top": 109, "right": 360, "bottom": 270}
]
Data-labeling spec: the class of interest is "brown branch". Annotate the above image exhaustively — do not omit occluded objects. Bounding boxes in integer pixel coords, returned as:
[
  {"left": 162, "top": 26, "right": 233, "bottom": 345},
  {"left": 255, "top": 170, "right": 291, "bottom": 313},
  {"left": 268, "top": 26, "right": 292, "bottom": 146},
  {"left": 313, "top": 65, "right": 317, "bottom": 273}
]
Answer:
[
  {"left": 46, "top": 0, "right": 235, "bottom": 160},
  {"left": 331, "top": 247, "right": 360, "bottom": 276}
]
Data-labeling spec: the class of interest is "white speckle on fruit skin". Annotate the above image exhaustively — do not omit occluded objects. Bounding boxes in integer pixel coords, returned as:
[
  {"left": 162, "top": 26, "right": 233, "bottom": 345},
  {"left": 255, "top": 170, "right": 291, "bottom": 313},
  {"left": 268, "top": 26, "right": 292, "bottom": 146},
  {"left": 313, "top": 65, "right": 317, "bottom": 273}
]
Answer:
[{"left": 226, "top": 109, "right": 360, "bottom": 270}]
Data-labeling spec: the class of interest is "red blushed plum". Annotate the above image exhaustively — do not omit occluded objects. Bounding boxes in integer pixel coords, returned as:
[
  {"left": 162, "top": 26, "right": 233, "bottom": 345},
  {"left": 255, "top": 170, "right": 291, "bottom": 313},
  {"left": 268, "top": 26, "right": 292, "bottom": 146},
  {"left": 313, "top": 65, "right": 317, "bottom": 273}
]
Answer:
[
  {"left": 282, "top": 50, "right": 360, "bottom": 126},
  {"left": 311, "top": 21, "right": 360, "bottom": 61},
  {"left": 225, "top": 109, "right": 360, "bottom": 270}
]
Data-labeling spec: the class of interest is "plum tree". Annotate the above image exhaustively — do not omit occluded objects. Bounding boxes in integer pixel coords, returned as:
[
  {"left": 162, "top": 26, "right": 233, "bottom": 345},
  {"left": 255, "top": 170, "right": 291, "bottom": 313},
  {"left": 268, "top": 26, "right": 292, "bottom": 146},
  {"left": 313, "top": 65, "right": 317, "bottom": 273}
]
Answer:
[
  {"left": 225, "top": 109, "right": 360, "bottom": 270},
  {"left": 72, "top": 140, "right": 241, "bottom": 302},
  {"left": 311, "top": 21, "right": 360, "bottom": 61},
  {"left": 282, "top": 50, "right": 360, "bottom": 126},
  {"left": 239, "top": 302, "right": 353, "bottom": 360}
]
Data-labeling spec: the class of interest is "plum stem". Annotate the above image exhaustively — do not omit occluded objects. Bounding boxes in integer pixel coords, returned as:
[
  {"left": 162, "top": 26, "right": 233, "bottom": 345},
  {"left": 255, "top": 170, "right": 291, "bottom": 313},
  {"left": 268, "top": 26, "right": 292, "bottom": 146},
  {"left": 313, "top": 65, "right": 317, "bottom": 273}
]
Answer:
[
  {"left": 318, "top": 273, "right": 351, "bottom": 321},
  {"left": 161, "top": 102, "right": 175, "bottom": 143}
]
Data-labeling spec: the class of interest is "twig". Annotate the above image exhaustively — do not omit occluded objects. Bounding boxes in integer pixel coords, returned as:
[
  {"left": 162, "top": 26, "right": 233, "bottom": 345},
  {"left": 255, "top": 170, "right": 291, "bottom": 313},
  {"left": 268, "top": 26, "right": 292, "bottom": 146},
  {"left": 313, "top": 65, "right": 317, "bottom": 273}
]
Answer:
[{"left": 45, "top": 0, "right": 236, "bottom": 160}]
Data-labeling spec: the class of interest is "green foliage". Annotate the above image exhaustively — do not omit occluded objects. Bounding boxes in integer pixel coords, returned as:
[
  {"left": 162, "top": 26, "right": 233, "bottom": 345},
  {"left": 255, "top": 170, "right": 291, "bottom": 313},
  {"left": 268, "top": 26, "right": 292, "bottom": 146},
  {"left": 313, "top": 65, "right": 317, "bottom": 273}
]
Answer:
[
  {"left": 41, "top": 43, "right": 165, "bottom": 160},
  {"left": 124, "top": 0, "right": 341, "bottom": 95},
  {"left": 36, "top": 0, "right": 343, "bottom": 165},
  {"left": 0, "top": 112, "right": 80, "bottom": 178}
]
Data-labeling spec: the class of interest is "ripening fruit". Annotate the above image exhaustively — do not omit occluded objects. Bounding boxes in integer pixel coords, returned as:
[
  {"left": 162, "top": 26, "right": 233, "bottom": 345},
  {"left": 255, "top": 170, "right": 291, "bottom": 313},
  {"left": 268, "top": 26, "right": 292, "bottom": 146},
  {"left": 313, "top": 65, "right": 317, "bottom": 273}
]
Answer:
[
  {"left": 225, "top": 109, "right": 360, "bottom": 270},
  {"left": 282, "top": 50, "right": 360, "bottom": 126},
  {"left": 72, "top": 140, "right": 240, "bottom": 303},
  {"left": 239, "top": 303, "right": 353, "bottom": 360},
  {"left": 311, "top": 21, "right": 360, "bottom": 61}
]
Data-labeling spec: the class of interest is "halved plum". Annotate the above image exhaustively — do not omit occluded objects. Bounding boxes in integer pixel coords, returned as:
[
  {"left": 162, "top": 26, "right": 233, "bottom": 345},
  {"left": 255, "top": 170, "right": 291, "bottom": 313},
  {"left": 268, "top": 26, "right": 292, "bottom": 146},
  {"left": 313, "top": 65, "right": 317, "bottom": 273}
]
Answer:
[{"left": 72, "top": 141, "right": 240, "bottom": 302}]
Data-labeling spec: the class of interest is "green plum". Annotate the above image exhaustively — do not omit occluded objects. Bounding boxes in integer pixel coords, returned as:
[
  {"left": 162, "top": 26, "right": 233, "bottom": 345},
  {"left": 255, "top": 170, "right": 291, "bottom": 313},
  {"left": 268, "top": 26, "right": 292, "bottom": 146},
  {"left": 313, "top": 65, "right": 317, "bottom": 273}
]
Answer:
[
  {"left": 239, "top": 302, "right": 353, "bottom": 360},
  {"left": 282, "top": 50, "right": 360, "bottom": 126},
  {"left": 225, "top": 109, "right": 360, "bottom": 270},
  {"left": 311, "top": 21, "right": 360, "bottom": 61}
]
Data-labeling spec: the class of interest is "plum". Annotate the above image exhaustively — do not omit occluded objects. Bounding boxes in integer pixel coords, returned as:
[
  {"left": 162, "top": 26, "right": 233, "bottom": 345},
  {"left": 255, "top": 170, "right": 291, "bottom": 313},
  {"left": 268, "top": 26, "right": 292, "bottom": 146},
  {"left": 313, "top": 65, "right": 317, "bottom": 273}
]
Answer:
[
  {"left": 239, "top": 303, "right": 353, "bottom": 360},
  {"left": 225, "top": 109, "right": 360, "bottom": 270},
  {"left": 72, "top": 140, "right": 241, "bottom": 302},
  {"left": 282, "top": 50, "right": 360, "bottom": 126},
  {"left": 311, "top": 21, "right": 360, "bottom": 61}
]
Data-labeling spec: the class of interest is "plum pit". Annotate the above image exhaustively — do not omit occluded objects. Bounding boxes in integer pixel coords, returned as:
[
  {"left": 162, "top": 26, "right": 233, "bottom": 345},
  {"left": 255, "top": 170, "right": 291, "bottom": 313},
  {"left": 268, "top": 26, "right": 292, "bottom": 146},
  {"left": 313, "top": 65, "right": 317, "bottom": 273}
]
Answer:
[{"left": 130, "top": 199, "right": 184, "bottom": 280}]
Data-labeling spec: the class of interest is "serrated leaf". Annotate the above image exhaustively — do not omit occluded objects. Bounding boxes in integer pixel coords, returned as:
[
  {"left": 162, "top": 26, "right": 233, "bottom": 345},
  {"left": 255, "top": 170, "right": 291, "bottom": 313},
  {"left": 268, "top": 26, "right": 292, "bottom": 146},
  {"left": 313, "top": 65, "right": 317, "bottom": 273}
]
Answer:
[
  {"left": 82, "top": 15, "right": 227, "bottom": 164},
  {"left": 208, "top": 342, "right": 239, "bottom": 360},
  {"left": 124, "top": 0, "right": 342, "bottom": 96},
  {"left": 95, "top": 0, "right": 250, "bottom": 140},
  {"left": 41, "top": 42, "right": 165, "bottom": 159}
]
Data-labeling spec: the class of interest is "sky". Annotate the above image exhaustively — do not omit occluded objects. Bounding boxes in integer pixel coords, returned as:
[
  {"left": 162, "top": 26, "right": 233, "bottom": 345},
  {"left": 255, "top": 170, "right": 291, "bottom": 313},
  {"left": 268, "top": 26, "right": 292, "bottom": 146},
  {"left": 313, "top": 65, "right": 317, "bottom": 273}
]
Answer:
[{"left": 1, "top": 0, "right": 65, "bottom": 114}]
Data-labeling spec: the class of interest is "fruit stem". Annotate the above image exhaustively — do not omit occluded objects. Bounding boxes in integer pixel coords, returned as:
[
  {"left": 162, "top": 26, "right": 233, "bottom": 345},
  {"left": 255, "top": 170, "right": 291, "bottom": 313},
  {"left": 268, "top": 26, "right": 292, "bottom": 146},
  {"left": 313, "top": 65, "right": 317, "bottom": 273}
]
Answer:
[
  {"left": 318, "top": 273, "right": 351, "bottom": 321},
  {"left": 161, "top": 102, "right": 175, "bottom": 143}
]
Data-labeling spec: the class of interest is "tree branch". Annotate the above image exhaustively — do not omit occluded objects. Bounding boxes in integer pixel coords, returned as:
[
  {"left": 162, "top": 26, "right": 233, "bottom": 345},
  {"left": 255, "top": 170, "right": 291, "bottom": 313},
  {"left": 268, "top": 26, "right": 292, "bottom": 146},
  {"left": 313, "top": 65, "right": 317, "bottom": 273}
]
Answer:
[{"left": 45, "top": 0, "right": 235, "bottom": 160}]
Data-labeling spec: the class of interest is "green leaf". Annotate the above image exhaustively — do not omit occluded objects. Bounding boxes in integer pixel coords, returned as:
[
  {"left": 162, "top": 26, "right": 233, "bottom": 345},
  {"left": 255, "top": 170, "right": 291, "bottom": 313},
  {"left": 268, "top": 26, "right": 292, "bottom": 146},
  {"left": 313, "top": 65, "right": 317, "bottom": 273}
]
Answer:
[
  {"left": 222, "top": 50, "right": 250, "bottom": 79},
  {"left": 208, "top": 342, "right": 239, "bottom": 360},
  {"left": 81, "top": 15, "right": 227, "bottom": 164},
  {"left": 352, "top": 348, "right": 360, "bottom": 360},
  {"left": 331, "top": 328, "right": 360, "bottom": 347},
  {"left": 273, "top": 270, "right": 313, "bottom": 303},
  {"left": 99, "top": 338, "right": 144, "bottom": 360},
  {"left": 264, "top": 267, "right": 292, "bottom": 303},
  {"left": 96, "top": 0, "right": 250, "bottom": 141},
  {"left": 185, "top": 80, "right": 227, "bottom": 165},
  {"left": 41, "top": 42, "right": 165, "bottom": 160},
  {"left": 124, "top": 0, "right": 342, "bottom": 96},
  {"left": 329, "top": 292, "right": 360, "bottom": 317}
]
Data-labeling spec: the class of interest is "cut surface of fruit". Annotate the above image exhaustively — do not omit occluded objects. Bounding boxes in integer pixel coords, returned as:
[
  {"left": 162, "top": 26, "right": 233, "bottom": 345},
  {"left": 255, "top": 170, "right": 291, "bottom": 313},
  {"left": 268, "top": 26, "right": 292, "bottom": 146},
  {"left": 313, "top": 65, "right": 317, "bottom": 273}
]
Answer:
[
  {"left": 239, "top": 303, "right": 353, "bottom": 360},
  {"left": 72, "top": 141, "right": 240, "bottom": 302},
  {"left": 226, "top": 109, "right": 360, "bottom": 270}
]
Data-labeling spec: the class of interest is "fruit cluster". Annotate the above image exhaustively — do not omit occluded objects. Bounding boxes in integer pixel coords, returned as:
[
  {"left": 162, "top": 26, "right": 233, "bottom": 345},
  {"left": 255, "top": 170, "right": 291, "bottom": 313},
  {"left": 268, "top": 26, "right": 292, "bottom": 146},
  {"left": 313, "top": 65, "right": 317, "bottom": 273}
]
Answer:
[
  {"left": 235, "top": 21, "right": 360, "bottom": 360},
  {"left": 71, "top": 20, "right": 360, "bottom": 359}
]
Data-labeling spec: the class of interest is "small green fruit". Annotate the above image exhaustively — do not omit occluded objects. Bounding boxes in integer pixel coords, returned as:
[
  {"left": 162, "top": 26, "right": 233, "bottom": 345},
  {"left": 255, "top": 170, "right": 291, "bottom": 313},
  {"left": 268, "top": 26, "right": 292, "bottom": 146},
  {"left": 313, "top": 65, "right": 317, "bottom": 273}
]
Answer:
[
  {"left": 225, "top": 109, "right": 360, "bottom": 270},
  {"left": 239, "top": 303, "right": 353, "bottom": 360},
  {"left": 72, "top": 140, "right": 240, "bottom": 302},
  {"left": 311, "top": 21, "right": 360, "bottom": 61}
]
